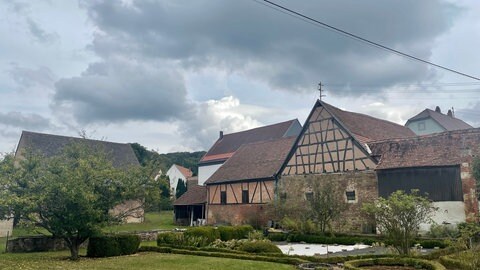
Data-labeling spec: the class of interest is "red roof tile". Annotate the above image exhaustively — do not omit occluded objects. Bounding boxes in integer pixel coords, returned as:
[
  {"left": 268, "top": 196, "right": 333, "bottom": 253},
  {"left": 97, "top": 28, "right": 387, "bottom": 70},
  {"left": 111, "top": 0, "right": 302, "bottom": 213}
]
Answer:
[
  {"left": 369, "top": 128, "right": 480, "bottom": 169},
  {"left": 175, "top": 164, "right": 193, "bottom": 178},
  {"left": 173, "top": 185, "right": 207, "bottom": 206},
  {"left": 205, "top": 136, "right": 296, "bottom": 184},
  {"left": 199, "top": 119, "right": 301, "bottom": 164}
]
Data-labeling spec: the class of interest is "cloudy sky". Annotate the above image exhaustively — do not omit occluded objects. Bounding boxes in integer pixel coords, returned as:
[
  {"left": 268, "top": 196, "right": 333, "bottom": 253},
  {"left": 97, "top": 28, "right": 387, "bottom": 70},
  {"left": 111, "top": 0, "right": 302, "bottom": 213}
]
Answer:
[{"left": 0, "top": 0, "right": 479, "bottom": 154}]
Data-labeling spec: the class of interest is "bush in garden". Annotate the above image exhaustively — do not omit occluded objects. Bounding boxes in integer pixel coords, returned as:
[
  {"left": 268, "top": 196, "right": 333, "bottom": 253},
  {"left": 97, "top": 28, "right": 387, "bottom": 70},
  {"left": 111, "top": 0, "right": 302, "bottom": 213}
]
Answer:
[
  {"left": 87, "top": 235, "right": 140, "bottom": 257},
  {"left": 237, "top": 240, "right": 283, "bottom": 254},
  {"left": 184, "top": 227, "right": 220, "bottom": 245},
  {"left": 218, "top": 225, "right": 254, "bottom": 241},
  {"left": 157, "top": 232, "right": 183, "bottom": 246}
]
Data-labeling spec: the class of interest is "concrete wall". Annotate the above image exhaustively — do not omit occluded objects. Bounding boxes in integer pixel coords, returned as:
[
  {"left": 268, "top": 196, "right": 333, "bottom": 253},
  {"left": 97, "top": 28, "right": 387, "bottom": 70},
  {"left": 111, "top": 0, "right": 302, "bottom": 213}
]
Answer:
[
  {"left": 0, "top": 219, "right": 13, "bottom": 237},
  {"left": 419, "top": 201, "right": 466, "bottom": 232},
  {"left": 109, "top": 199, "right": 144, "bottom": 223},
  {"left": 198, "top": 163, "right": 223, "bottom": 186},
  {"left": 407, "top": 118, "right": 445, "bottom": 135},
  {"left": 279, "top": 171, "right": 378, "bottom": 233}
]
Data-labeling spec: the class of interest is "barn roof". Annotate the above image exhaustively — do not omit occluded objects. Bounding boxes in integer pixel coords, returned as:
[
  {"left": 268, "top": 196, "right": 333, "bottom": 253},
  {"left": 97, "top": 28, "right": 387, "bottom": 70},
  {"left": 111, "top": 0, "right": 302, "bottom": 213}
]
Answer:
[
  {"left": 205, "top": 136, "right": 296, "bottom": 184},
  {"left": 321, "top": 101, "right": 415, "bottom": 143},
  {"left": 173, "top": 185, "right": 207, "bottom": 205},
  {"left": 406, "top": 108, "right": 473, "bottom": 131},
  {"left": 199, "top": 119, "right": 301, "bottom": 164},
  {"left": 16, "top": 131, "right": 140, "bottom": 168},
  {"left": 369, "top": 128, "right": 480, "bottom": 170}
]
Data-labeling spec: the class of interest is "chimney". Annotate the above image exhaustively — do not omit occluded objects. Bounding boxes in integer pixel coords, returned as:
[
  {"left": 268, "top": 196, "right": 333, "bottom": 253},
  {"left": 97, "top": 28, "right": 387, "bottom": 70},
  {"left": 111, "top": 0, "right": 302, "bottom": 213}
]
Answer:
[
  {"left": 219, "top": 131, "right": 224, "bottom": 139},
  {"left": 435, "top": 106, "right": 441, "bottom": 113},
  {"left": 447, "top": 109, "right": 453, "bottom": 117}
]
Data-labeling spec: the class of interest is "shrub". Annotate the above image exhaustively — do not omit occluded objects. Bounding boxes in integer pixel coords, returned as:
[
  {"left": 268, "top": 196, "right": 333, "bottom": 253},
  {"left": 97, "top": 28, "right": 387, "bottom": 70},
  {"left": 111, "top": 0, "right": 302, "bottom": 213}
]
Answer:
[
  {"left": 157, "top": 232, "right": 183, "bottom": 246},
  {"left": 87, "top": 235, "right": 140, "bottom": 257},
  {"left": 427, "top": 224, "right": 459, "bottom": 238},
  {"left": 415, "top": 239, "right": 448, "bottom": 249},
  {"left": 218, "top": 225, "right": 254, "bottom": 241},
  {"left": 184, "top": 227, "right": 220, "bottom": 245},
  {"left": 267, "top": 232, "right": 288, "bottom": 242},
  {"left": 344, "top": 257, "right": 446, "bottom": 270},
  {"left": 287, "top": 234, "right": 376, "bottom": 245},
  {"left": 237, "top": 240, "right": 282, "bottom": 254}
]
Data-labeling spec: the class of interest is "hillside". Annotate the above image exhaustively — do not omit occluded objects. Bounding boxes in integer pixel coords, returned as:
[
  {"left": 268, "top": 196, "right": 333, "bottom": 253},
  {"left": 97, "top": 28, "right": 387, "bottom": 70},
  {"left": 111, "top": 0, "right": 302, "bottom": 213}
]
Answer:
[{"left": 130, "top": 143, "right": 205, "bottom": 176}]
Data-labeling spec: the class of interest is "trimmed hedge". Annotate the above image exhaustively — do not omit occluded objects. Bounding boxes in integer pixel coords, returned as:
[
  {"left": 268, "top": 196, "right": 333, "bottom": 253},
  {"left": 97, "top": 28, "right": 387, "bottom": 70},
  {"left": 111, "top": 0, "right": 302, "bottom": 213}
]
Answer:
[
  {"left": 218, "top": 225, "right": 254, "bottom": 241},
  {"left": 344, "top": 257, "right": 446, "bottom": 270},
  {"left": 157, "top": 232, "right": 183, "bottom": 246},
  {"left": 287, "top": 234, "right": 376, "bottom": 245},
  {"left": 184, "top": 227, "right": 220, "bottom": 244},
  {"left": 87, "top": 235, "right": 140, "bottom": 257},
  {"left": 267, "top": 232, "right": 288, "bottom": 242},
  {"left": 237, "top": 241, "right": 282, "bottom": 254}
]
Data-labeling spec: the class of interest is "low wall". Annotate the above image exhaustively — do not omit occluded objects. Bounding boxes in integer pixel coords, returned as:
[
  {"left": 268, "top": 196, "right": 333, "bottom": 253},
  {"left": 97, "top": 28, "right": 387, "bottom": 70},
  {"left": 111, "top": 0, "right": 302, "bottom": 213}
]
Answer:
[
  {"left": 0, "top": 219, "right": 13, "bottom": 237},
  {"left": 6, "top": 236, "right": 87, "bottom": 253}
]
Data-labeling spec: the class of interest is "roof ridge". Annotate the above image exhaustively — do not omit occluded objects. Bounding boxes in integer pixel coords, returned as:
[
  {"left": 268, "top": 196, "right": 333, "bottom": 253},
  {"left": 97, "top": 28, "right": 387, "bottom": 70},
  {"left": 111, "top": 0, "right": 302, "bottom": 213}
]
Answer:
[
  {"left": 369, "top": 127, "right": 480, "bottom": 144},
  {"left": 22, "top": 130, "right": 130, "bottom": 146},
  {"left": 221, "top": 119, "right": 298, "bottom": 137}
]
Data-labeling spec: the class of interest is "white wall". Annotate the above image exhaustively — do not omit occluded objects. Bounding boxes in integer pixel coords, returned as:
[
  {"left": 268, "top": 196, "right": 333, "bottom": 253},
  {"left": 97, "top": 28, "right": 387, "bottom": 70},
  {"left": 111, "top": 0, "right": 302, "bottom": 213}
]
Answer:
[
  {"left": 419, "top": 201, "right": 466, "bottom": 233},
  {"left": 407, "top": 118, "right": 445, "bottom": 135},
  {"left": 166, "top": 165, "right": 186, "bottom": 196},
  {"left": 0, "top": 219, "right": 13, "bottom": 237},
  {"left": 198, "top": 163, "right": 223, "bottom": 186}
]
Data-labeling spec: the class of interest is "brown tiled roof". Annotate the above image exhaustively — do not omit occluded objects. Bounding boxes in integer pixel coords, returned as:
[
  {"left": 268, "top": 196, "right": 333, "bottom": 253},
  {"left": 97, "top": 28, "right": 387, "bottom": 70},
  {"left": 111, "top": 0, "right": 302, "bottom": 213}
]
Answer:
[
  {"left": 205, "top": 136, "right": 296, "bottom": 184},
  {"left": 322, "top": 101, "right": 415, "bottom": 142},
  {"left": 199, "top": 119, "right": 301, "bottom": 164},
  {"left": 406, "top": 109, "right": 473, "bottom": 131},
  {"left": 16, "top": 131, "right": 140, "bottom": 168},
  {"left": 175, "top": 164, "right": 193, "bottom": 178},
  {"left": 369, "top": 128, "right": 480, "bottom": 170},
  {"left": 173, "top": 185, "right": 207, "bottom": 205}
]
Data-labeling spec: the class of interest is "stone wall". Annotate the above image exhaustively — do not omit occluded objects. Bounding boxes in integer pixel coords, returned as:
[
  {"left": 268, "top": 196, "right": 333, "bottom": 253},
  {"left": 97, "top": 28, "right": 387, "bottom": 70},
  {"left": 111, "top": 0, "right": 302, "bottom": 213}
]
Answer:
[
  {"left": 279, "top": 171, "right": 378, "bottom": 233},
  {"left": 6, "top": 236, "right": 87, "bottom": 253},
  {"left": 207, "top": 203, "right": 270, "bottom": 228},
  {"left": 0, "top": 219, "right": 13, "bottom": 237}
]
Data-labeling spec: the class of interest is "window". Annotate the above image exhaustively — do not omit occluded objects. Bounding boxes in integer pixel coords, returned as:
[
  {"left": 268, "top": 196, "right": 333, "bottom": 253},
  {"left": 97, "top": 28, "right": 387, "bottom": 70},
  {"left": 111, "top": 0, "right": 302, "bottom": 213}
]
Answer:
[
  {"left": 220, "top": 191, "right": 227, "bottom": 205},
  {"left": 305, "top": 191, "right": 313, "bottom": 201},
  {"left": 346, "top": 191, "right": 356, "bottom": 202},
  {"left": 242, "top": 190, "right": 249, "bottom": 204},
  {"left": 417, "top": 121, "right": 426, "bottom": 131}
]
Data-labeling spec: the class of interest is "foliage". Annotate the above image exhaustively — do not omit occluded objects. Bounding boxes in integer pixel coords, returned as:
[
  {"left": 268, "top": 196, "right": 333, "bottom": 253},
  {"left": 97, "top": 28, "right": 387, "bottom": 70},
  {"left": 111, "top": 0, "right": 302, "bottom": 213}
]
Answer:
[
  {"left": 427, "top": 224, "right": 459, "bottom": 239},
  {"left": 362, "top": 190, "right": 437, "bottom": 255},
  {"left": 272, "top": 179, "right": 346, "bottom": 234},
  {"left": 267, "top": 232, "right": 288, "bottom": 242},
  {"left": 454, "top": 222, "right": 480, "bottom": 250},
  {"left": 129, "top": 143, "right": 205, "bottom": 176},
  {"left": 440, "top": 249, "right": 480, "bottom": 270},
  {"left": 218, "top": 225, "right": 254, "bottom": 241},
  {"left": 473, "top": 156, "right": 480, "bottom": 199},
  {"left": 0, "top": 143, "right": 149, "bottom": 259},
  {"left": 237, "top": 240, "right": 282, "bottom": 254},
  {"left": 344, "top": 257, "right": 446, "bottom": 270},
  {"left": 87, "top": 234, "right": 140, "bottom": 257},
  {"left": 184, "top": 227, "right": 220, "bottom": 245},
  {"left": 287, "top": 233, "right": 377, "bottom": 245},
  {"left": 175, "top": 179, "right": 187, "bottom": 199}
]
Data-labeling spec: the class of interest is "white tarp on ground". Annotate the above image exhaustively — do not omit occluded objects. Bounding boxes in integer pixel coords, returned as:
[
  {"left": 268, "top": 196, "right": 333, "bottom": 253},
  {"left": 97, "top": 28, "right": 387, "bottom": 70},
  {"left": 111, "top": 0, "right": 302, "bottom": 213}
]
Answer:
[{"left": 277, "top": 243, "right": 370, "bottom": 256}]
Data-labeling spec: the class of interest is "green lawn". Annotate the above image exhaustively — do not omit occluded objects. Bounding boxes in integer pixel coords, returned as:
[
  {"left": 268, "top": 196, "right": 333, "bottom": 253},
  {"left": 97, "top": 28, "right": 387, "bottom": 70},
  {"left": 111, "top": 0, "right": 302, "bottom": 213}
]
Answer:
[
  {"left": 104, "top": 211, "right": 184, "bottom": 233},
  {"left": 0, "top": 251, "right": 295, "bottom": 270}
]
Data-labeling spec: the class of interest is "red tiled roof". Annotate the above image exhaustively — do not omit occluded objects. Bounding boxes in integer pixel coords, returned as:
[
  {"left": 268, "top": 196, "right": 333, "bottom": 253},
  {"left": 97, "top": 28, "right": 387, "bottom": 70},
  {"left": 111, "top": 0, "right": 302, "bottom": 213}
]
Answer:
[
  {"left": 205, "top": 136, "right": 296, "bottom": 184},
  {"left": 175, "top": 164, "right": 193, "bottom": 178},
  {"left": 406, "top": 109, "right": 473, "bottom": 131},
  {"left": 322, "top": 101, "right": 415, "bottom": 142},
  {"left": 173, "top": 185, "right": 207, "bottom": 206},
  {"left": 199, "top": 119, "right": 300, "bottom": 164},
  {"left": 369, "top": 128, "right": 480, "bottom": 170}
]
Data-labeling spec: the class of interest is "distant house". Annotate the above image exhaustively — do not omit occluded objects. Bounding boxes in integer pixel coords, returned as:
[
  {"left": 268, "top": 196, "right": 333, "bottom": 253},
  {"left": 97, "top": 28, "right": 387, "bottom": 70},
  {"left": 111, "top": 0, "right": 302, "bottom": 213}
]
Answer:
[
  {"left": 406, "top": 106, "right": 473, "bottom": 135},
  {"left": 197, "top": 119, "right": 302, "bottom": 186},
  {"left": 14, "top": 130, "right": 145, "bottom": 224},
  {"left": 166, "top": 164, "right": 193, "bottom": 197},
  {"left": 173, "top": 185, "right": 207, "bottom": 226}
]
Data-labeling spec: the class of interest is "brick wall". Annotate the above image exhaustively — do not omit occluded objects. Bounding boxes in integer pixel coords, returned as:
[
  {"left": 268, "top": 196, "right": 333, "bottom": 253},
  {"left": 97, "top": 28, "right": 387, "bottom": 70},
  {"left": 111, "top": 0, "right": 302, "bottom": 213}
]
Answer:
[
  {"left": 207, "top": 203, "right": 270, "bottom": 227},
  {"left": 279, "top": 171, "right": 378, "bottom": 233}
]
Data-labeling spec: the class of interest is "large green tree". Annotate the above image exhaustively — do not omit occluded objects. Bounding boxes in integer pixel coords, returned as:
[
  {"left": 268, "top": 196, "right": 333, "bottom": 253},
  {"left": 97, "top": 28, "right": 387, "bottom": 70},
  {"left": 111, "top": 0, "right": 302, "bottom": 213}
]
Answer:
[
  {"left": 363, "top": 190, "right": 437, "bottom": 255},
  {"left": 0, "top": 143, "right": 149, "bottom": 259},
  {"left": 175, "top": 179, "right": 187, "bottom": 199}
]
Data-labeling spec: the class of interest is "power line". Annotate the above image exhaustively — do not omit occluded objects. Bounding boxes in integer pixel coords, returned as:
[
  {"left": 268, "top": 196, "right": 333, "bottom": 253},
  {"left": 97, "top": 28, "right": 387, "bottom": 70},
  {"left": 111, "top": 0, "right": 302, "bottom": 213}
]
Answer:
[{"left": 254, "top": 0, "right": 480, "bottom": 81}]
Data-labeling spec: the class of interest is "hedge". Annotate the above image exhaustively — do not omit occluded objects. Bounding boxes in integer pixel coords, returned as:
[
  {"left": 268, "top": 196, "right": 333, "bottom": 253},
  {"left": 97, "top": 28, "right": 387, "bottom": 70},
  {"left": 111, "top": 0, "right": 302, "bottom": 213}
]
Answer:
[
  {"left": 184, "top": 227, "right": 220, "bottom": 244},
  {"left": 87, "top": 235, "right": 140, "bottom": 257},
  {"left": 267, "top": 232, "right": 288, "bottom": 242},
  {"left": 237, "top": 241, "right": 283, "bottom": 254},
  {"left": 218, "top": 225, "right": 254, "bottom": 241},
  {"left": 344, "top": 257, "right": 446, "bottom": 270},
  {"left": 287, "top": 234, "right": 377, "bottom": 245}
]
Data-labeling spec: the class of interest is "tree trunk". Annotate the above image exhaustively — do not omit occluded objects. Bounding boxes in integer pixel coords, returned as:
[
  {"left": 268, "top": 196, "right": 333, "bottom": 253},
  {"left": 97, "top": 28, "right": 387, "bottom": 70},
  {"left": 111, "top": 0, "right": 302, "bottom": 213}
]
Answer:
[
  {"left": 69, "top": 244, "right": 80, "bottom": 260},
  {"left": 64, "top": 237, "right": 86, "bottom": 260}
]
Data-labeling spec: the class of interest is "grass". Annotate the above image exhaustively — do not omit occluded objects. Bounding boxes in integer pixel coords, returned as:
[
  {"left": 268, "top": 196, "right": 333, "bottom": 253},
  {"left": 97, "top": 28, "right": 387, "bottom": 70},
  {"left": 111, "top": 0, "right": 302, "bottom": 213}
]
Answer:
[{"left": 0, "top": 251, "right": 295, "bottom": 270}]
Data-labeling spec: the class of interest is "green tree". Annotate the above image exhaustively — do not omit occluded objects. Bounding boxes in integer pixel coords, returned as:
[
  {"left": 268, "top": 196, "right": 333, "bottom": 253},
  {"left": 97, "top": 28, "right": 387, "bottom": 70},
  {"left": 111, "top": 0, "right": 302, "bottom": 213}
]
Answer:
[
  {"left": 363, "top": 190, "right": 437, "bottom": 255},
  {"left": 175, "top": 179, "right": 187, "bottom": 199},
  {"left": 308, "top": 181, "right": 346, "bottom": 233},
  {"left": 0, "top": 143, "right": 148, "bottom": 260}
]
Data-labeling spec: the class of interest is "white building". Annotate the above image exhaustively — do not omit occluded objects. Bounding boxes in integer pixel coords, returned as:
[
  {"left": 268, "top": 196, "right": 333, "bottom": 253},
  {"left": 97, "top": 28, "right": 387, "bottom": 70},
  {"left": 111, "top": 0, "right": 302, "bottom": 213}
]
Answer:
[{"left": 166, "top": 164, "right": 193, "bottom": 196}]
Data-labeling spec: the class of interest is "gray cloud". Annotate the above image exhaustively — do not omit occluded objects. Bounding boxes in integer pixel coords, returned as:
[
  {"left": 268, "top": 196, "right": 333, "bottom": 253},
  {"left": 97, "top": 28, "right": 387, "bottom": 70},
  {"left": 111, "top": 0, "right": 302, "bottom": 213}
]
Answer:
[
  {"left": 27, "top": 19, "right": 59, "bottom": 44},
  {"left": 8, "top": 64, "right": 55, "bottom": 89},
  {"left": 0, "top": 111, "right": 52, "bottom": 130},
  {"left": 53, "top": 58, "right": 192, "bottom": 124},
  {"left": 82, "top": 0, "right": 459, "bottom": 94},
  {"left": 456, "top": 102, "right": 480, "bottom": 128}
]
